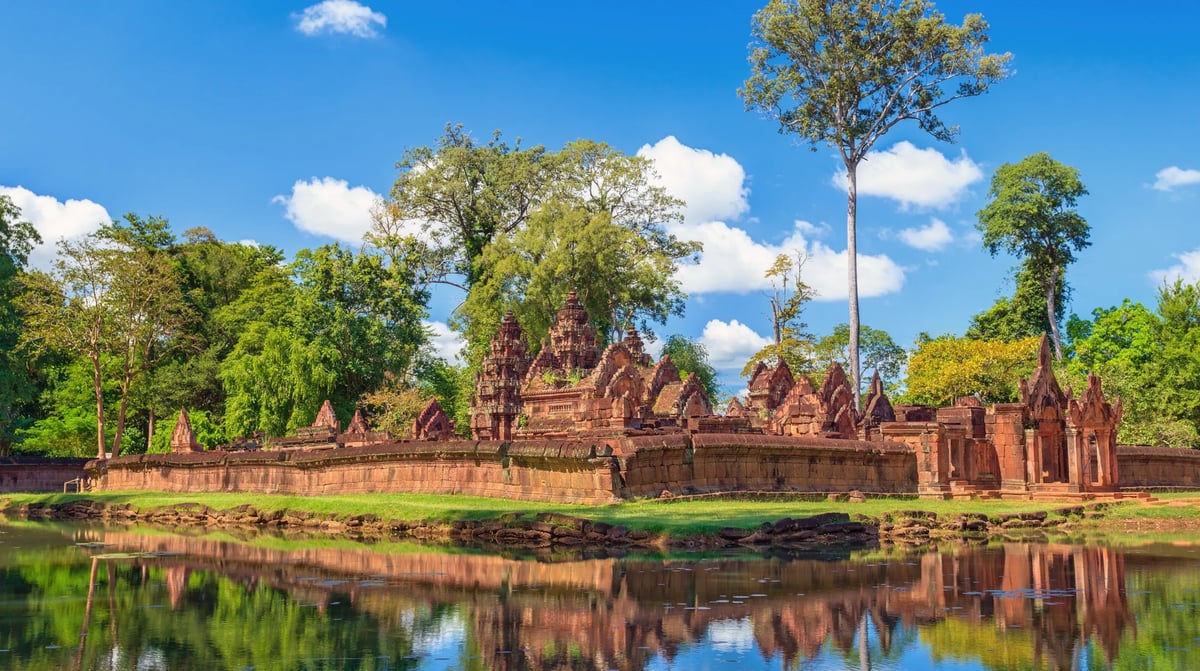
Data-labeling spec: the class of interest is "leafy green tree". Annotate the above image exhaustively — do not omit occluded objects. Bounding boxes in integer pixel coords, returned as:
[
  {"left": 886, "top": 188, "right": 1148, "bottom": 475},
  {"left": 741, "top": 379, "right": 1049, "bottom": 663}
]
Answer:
[
  {"left": 966, "top": 262, "right": 1062, "bottom": 342},
  {"left": 369, "top": 123, "right": 552, "bottom": 288},
  {"left": 460, "top": 201, "right": 693, "bottom": 364},
  {"left": 1149, "top": 280, "right": 1200, "bottom": 445},
  {"left": 977, "top": 153, "right": 1090, "bottom": 360},
  {"left": 813, "top": 323, "right": 906, "bottom": 393},
  {"left": 901, "top": 334, "right": 1039, "bottom": 407},
  {"left": 741, "top": 0, "right": 1010, "bottom": 405},
  {"left": 220, "top": 245, "right": 428, "bottom": 437},
  {"left": 0, "top": 195, "right": 42, "bottom": 453},
  {"left": 14, "top": 360, "right": 109, "bottom": 457},
  {"left": 134, "top": 228, "right": 286, "bottom": 447},
  {"left": 660, "top": 335, "right": 719, "bottom": 406},
  {"left": 373, "top": 128, "right": 694, "bottom": 371},
  {"left": 742, "top": 252, "right": 817, "bottom": 377},
  {"left": 20, "top": 215, "right": 193, "bottom": 458},
  {"left": 1062, "top": 298, "right": 1196, "bottom": 447}
]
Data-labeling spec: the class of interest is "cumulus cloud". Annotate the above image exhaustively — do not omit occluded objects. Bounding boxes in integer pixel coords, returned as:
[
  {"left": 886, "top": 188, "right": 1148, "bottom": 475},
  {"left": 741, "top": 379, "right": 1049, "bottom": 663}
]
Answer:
[
  {"left": 635, "top": 136, "right": 905, "bottom": 299},
  {"left": 294, "top": 0, "right": 386, "bottom": 37},
  {"left": 832, "top": 141, "right": 983, "bottom": 209},
  {"left": 0, "top": 185, "right": 110, "bottom": 269},
  {"left": 896, "top": 218, "right": 954, "bottom": 252},
  {"left": 425, "top": 321, "right": 466, "bottom": 362},
  {"left": 637, "top": 136, "right": 750, "bottom": 224},
  {"left": 1152, "top": 166, "right": 1200, "bottom": 192},
  {"left": 668, "top": 219, "right": 905, "bottom": 299},
  {"left": 698, "top": 319, "right": 772, "bottom": 372},
  {"left": 273, "top": 177, "right": 380, "bottom": 243},
  {"left": 1150, "top": 249, "right": 1200, "bottom": 285}
]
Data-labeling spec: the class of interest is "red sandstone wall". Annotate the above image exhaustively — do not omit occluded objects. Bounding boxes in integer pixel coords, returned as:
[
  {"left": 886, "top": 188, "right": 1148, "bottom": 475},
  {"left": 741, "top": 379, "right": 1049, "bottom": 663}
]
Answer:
[
  {"left": 90, "top": 436, "right": 922, "bottom": 502},
  {"left": 91, "top": 441, "right": 623, "bottom": 505},
  {"left": 0, "top": 459, "right": 88, "bottom": 492},
  {"left": 1116, "top": 445, "right": 1200, "bottom": 488},
  {"left": 613, "top": 434, "right": 917, "bottom": 498}
]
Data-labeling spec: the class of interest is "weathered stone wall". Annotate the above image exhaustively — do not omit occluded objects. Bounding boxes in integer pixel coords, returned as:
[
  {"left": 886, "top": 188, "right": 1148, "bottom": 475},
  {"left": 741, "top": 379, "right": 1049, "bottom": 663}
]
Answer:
[
  {"left": 0, "top": 458, "right": 88, "bottom": 492},
  {"left": 90, "top": 442, "right": 623, "bottom": 505},
  {"left": 612, "top": 434, "right": 917, "bottom": 498},
  {"left": 1116, "top": 445, "right": 1200, "bottom": 488},
  {"left": 88, "top": 435, "right": 920, "bottom": 502}
]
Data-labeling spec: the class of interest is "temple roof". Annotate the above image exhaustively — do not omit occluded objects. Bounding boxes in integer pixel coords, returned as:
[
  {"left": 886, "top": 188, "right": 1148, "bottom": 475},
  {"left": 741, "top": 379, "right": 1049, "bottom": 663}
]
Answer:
[{"left": 1021, "top": 334, "right": 1067, "bottom": 417}]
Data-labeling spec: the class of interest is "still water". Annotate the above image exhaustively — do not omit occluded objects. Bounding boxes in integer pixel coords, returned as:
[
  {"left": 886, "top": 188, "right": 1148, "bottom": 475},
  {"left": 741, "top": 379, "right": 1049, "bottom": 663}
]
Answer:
[{"left": 1, "top": 522, "right": 1198, "bottom": 671}]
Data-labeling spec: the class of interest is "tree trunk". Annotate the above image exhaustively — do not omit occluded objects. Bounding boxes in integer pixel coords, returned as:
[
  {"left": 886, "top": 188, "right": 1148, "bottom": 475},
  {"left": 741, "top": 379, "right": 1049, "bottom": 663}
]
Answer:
[
  {"left": 91, "top": 356, "right": 106, "bottom": 460},
  {"left": 1045, "top": 265, "right": 1063, "bottom": 361},
  {"left": 846, "top": 162, "right": 862, "bottom": 410},
  {"left": 147, "top": 407, "right": 155, "bottom": 453},
  {"left": 112, "top": 371, "right": 134, "bottom": 458}
]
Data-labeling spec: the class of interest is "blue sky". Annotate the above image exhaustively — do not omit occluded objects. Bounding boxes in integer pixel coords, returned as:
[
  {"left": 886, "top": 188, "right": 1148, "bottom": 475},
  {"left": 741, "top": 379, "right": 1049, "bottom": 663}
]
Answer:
[{"left": 3, "top": 1, "right": 1199, "bottom": 390}]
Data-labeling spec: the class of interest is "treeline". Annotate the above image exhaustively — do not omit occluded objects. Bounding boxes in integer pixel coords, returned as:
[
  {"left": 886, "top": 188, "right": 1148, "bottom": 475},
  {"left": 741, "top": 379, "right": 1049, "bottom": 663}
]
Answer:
[
  {"left": 0, "top": 127, "right": 702, "bottom": 458},
  {"left": 3, "top": 212, "right": 438, "bottom": 458}
]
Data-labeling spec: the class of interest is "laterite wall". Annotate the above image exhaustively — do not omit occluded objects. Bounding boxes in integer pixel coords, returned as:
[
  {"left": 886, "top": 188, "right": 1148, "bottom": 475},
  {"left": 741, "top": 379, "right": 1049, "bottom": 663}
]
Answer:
[{"left": 1116, "top": 445, "right": 1200, "bottom": 489}]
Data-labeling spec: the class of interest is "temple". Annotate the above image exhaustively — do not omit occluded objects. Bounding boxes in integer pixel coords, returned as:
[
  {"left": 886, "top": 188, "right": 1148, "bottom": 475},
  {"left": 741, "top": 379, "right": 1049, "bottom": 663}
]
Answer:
[
  {"left": 93, "top": 292, "right": 1160, "bottom": 502},
  {"left": 469, "top": 291, "right": 726, "bottom": 440},
  {"left": 467, "top": 293, "right": 1124, "bottom": 499}
]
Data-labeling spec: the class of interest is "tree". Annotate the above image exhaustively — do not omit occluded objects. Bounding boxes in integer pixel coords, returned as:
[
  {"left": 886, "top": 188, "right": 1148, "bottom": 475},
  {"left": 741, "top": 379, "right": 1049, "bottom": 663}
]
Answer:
[
  {"left": 1062, "top": 298, "right": 1195, "bottom": 447},
  {"left": 219, "top": 244, "right": 429, "bottom": 438},
  {"left": 976, "top": 152, "right": 1090, "bottom": 360},
  {"left": 742, "top": 252, "right": 818, "bottom": 377},
  {"left": 368, "top": 123, "right": 552, "bottom": 288},
  {"left": 660, "top": 335, "right": 719, "bottom": 406},
  {"left": 0, "top": 195, "right": 42, "bottom": 453},
  {"left": 901, "top": 334, "right": 1039, "bottom": 407},
  {"left": 813, "top": 323, "right": 906, "bottom": 393},
  {"left": 966, "top": 262, "right": 1062, "bottom": 342},
  {"left": 741, "top": 0, "right": 1010, "bottom": 406},
  {"left": 20, "top": 215, "right": 193, "bottom": 458},
  {"left": 459, "top": 201, "right": 694, "bottom": 363}
]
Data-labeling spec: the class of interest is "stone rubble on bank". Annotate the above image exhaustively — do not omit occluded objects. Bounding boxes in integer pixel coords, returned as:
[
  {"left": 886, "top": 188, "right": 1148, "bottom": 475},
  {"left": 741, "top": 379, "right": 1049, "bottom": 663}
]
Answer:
[{"left": 2, "top": 499, "right": 1109, "bottom": 550}]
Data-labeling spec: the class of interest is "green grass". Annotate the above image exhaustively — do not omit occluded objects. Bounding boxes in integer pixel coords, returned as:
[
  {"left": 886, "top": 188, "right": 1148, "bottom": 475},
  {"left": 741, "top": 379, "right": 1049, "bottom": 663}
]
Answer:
[{"left": 1, "top": 490, "right": 1158, "bottom": 537}]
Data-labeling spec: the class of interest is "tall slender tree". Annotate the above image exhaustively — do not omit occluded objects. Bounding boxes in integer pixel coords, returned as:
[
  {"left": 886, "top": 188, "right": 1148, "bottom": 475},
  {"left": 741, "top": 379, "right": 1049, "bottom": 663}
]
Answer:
[
  {"left": 740, "top": 0, "right": 1010, "bottom": 406},
  {"left": 976, "top": 153, "right": 1090, "bottom": 360}
]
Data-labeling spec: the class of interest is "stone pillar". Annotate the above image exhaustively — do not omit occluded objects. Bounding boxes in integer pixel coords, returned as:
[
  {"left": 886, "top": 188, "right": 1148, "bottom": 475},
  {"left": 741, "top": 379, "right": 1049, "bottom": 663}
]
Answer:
[
  {"left": 991, "top": 404, "right": 1028, "bottom": 494},
  {"left": 882, "top": 422, "right": 947, "bottom": 498}
]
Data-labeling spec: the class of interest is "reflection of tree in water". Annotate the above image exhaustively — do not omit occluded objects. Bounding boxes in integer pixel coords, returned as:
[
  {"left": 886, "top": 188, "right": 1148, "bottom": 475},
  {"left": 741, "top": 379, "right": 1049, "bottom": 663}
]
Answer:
[{"left": 2, "top": 526, "right": 1196, "bottom": 671}]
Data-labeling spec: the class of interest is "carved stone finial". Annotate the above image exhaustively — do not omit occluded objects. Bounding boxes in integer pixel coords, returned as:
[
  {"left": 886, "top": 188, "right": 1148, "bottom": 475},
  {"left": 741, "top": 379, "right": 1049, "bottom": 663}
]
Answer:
[
  {"left": 1022, "top": 334, "right": 1067, "bottom": 417},
  {"left": 170, "top": 409, "right": 201, "bottom": 452},
  {"left": 345, "top": 408, "right": 369, "bottom": 434},
  {"left": 313, "top": 400, "right": 339, "bottom": 430},
  {"left": 862, "top": 369, "right": 896, "bottom": 424},
  {"left": 413, "top": 398, "right": 455, "bottom": 440}
]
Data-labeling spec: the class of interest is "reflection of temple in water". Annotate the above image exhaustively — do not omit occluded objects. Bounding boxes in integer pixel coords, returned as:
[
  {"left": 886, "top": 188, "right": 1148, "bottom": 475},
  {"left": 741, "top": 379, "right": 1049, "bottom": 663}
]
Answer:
[{"left": 81, "top": 530, "right": 1141, "bottom": 671}]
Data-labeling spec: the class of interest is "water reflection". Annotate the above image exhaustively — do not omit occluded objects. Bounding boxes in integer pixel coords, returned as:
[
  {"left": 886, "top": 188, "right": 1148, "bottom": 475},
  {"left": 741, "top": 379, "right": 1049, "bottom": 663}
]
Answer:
[{"left": 0, "top": 523, "right": 1198, "bottom": 670}]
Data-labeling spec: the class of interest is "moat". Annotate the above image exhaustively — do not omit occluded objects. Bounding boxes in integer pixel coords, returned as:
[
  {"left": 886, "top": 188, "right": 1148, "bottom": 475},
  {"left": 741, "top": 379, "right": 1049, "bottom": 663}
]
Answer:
[{"left": 2, "top": 521, "right": 1199, "bottom": 670}]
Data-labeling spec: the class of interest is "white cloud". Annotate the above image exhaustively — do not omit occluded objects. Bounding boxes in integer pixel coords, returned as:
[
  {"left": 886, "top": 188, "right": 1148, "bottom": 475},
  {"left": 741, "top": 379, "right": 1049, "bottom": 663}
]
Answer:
[
  {"left": 699, "top": 319, "right": 772, "bottom": 372},
  {"left": 669, "top": 219, "right": 905, "bottom": 299},
  {"left": 0, "top": 185, "right": 110, "bottom": 269},
  {"left": 637, "top": 136, "right": 750, "bottom": 224},
  {"left": 425, "top": 321, "right": 465, "bottom": 362},
  {"left": 294, "top": 0, "right": 386, "bottom": 38},
  {"left": 896, "top": 218, "right": 954, "bottom": 252},
  {"left": 1150, "top": 249, "right": 1200, "bottom": 285},
  {"left": 832, "top": 141, "right": 983, "bottom": 209},
  {"left": 273, "top": 177, "right": 380, "bottom": 243},
  {"left": 1152, "top": 166, "right": 1200, "bottom": 192}
]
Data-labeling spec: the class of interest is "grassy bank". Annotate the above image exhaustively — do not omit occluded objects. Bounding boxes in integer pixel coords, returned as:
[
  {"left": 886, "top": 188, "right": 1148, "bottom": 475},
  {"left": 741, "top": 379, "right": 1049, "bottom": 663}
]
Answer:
[{"left": 5, "top": 490, "right": 1196, "bottom": 537}]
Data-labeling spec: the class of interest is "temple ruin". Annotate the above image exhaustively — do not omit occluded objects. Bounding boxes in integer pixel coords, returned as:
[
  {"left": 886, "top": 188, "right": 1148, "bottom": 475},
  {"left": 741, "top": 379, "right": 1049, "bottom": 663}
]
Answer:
[
  {"left": 91, "top": 292, "right": 1160, "bottom": 501},
  {"left": 469, "top": 291, "right": 727, "bottom": 440}
]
